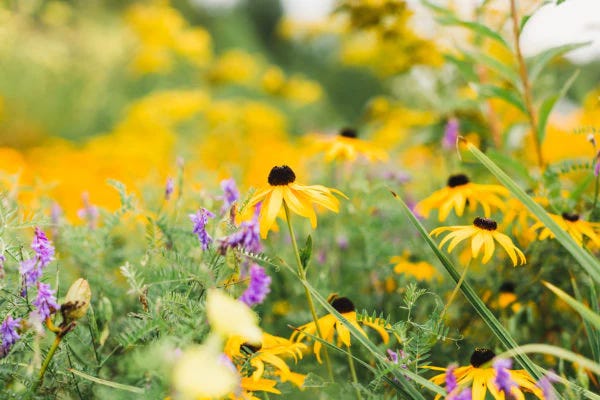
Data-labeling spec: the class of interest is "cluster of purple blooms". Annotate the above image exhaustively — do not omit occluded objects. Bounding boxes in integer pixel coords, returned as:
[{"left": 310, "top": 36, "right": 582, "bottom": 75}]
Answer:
[
  {"left": 219, "top": 203, "right": 262, "bottom": 255},
  {"left": 20, "top": 227, "right": 55, "bottom": 290},
  {"left": 220, "top": 178, "right": 240, "bottom": 214},
  {"left": 493, "top": 358, "right": 516, "bottom": 395},
  {"left": 0, "top": 315, "right": 21, "bottom": 357},
  {"left": 442, "top": 117, "right": 459, "bottom": 150},
  {"left": 190, "top": 208, "right": 216, "bottom": 250},
  {"left": 445, "top": 364, "right": 472, "bottom": 400},
  {"left": 165, "top": 177, "right": 175, "bottom": 201},
  {"left": 238, "top": 264, "right": 271, "bottom": 307}
]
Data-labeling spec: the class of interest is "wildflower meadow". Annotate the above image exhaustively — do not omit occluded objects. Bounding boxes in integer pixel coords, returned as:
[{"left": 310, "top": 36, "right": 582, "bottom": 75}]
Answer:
[{"left": 2, "top": 0, "right": 600, "bottom": 399}]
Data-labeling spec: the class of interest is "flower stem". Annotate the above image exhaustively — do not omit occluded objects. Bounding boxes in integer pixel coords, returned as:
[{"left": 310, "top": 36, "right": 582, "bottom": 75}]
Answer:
[
  {"left": 347, "top": 346, "right": 363, "bottom": 400},
  {"left": 283, "top": 202, "right": 335, "bottom": 382},
  {"left": 38, "top": 335, "right": 62, "bottom": 385},
  {"left": 441, "top": 262, "right": 471, "bottom": 319},
  {"left": 510, "top": 0, "right": 544, "bottom": 169}
]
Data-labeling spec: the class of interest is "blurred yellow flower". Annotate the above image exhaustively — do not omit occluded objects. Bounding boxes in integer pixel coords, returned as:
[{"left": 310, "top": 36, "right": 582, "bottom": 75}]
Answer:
[
  {"left": 206, "top": 289, "right": 262, "bottom": 344},
  {"left": 431, "top": 217, "right": 526, "bottom": 266},
  {"left": 307, "top": 128, "right": 388, "bottom": 163},
  {"left": 416, "top": 174, "right": 508, "bottom": 222},
  {"left": 172, "top": 334, "right": 240, "bottom": 400},
  {"left": 244, "top": 165, "right": 345, "bottom": 238},
  {"left": 208, "top": 50, "right": 259, "bottom": 85},
  {"left": 531, "top": 212, "right": 600, "bottom": 247},
  {"left": 390, "top": 251, "right": 440, "bottom": 282}
]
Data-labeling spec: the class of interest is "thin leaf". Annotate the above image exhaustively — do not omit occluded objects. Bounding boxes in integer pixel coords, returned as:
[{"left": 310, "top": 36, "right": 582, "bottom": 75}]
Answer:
[
  {"left": 436, "top": 16, "right": 510, "bottom": 49},
  {"left": 465, "top": 141, "right": 600, "bottom": 283},
  {"left": 527, "top": 42, "right": 590, "bottom": 84},
  {"left": 300, "top": 235, "right": 312, "bottom": 271},
  {"left": 487, "top": 149, "right": 532, "bottom": 185},
  {"left": 389, "top": 192, "right": 544, "bottom": 381},
  {"left": 444, "top": 54, "right": 478, "bottom": 82},
  {"left": 463, "top": 50, "right": 520, "bottom": 85},
  {"left": 543, "top": 281, "right": 600, "bottom": 331},
  {"left": 572, "top": 277, "right": 600, "bottom": 363},
  {"left": 67, "top": 368, "right": 144, "bottom": 394},
  {"left": 477, "top": 84, "right": 527, "bottom": 114},
  {"left": 537, "top": 69, "right": 580, "bottom": 143}
]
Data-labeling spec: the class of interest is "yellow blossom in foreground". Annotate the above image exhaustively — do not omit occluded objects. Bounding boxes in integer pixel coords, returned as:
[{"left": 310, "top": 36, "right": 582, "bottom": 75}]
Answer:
[
  {"left": 531, "top": 211, "right": 600, "bottom": 247},
  {"left": 206, "top": 289, "right": 262, "bottom": 344},
  {"left": 291, "top": 295, "right": 389, "bottom": 363},
  {"left": 431, "top": 217, "right": 526, "bottom": 266},
  {"left": 245, "top": 165, "right": 346, "bottom": 238},
  {"left": 172, "top": 334, "right": 240, "bottom": 400},
  {"left": 427, "top": 348, "right": 543, "bottom": 400},
  {"left": 416, "top": 174, "right": 509, "bottom": 221}
]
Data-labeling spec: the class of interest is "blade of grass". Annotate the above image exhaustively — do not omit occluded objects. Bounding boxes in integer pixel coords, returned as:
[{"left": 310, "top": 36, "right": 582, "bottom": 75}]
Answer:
[
  {"left": 543, "top": 281, "right": 600, "bottom": 330},
  {"left": 389, "top": 191, "right": 544, "bottom": 381},
  {"left": 464, "top": 140, "right": 600, "bottom": 283},
  {"left": 67, "top": 368, "right": 144, "bottom": 394},
  {"left": 571, "top": 276, "right": 600, "bottom": 364}
]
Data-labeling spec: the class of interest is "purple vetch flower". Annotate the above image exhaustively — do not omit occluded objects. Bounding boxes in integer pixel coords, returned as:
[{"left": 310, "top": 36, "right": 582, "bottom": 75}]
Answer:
[
  {"left": 0, "top": 252, "right": 5, "bottom": 279},
  {"left": 386, "top": 349, "right": 399, "bottom": 363},
  {"left": 32, "top": 282, "right": 59, "bottom": 321},
  {"left": 220, "top": 178, "right": 240, "bottom": 212},
  {"left": 165, "top": 177, "right": 175, "bottom": 200},
  {"left": 443, "top": 117, "right": 459, "bottom": 150},
  {"left": 537, "top": 370, "right": 559, "bottom": 400},
  {"left": 20, "top": 258, "right": 41, "bottom": 289},
  {"left": 77, "top": 192, "right": 99, "bottom": 229},
  {"left": 493, "top": 358, "right": 516, "bottom": 395},
  {"left": 452, "top": 388, "right": 472, "bottom": 400},
  {"left": 238, "top": 264, "right": 271, "bottom": 306},
  {"left": 336, "top": 235, "right": 349, "bottom": 250},
  {"left": 445, "top": 364, "right": 458, "bottom": 393},
  {"left": 594, "top": 152, "right": 600, "bottom": 177},
  {"left": 219, "top": 203, "right": 262, "bottom": 253},
  {"left": 0, "top": 315, "right": 22, "bottom": 357},
  {"left": 32, "top": 227, "right": 54, "bottom": 268},
  {"left": 190, "top": 208, "right": 215, "bottom": 250}
]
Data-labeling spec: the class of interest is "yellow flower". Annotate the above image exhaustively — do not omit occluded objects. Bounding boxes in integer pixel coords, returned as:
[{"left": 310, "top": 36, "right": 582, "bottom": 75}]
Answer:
[
  {"left": 428, "top": 348, "right": 543, "bottom": 400},
  {"left": 172, "top": 334, "right": 240, "bottom": 400},
  {"left": 390, "top": 251, "right": 440, "bottom": 282},
  {"left": 416, "top": 174, "right": 509, "bottom": 222},
  {"left": 531, "top": 212, "right": 600, "bottom": 247},
  {"left": 206, "top": 289, "right": 262, "bottom": 344},
  {"left": 245, "top": 165, "right": 346, "bottom": 238},
  {"left": 238, "top": 377, "right": 281, "bottom": 399},
  {"left": 502, "top": 197, "right": 549, "bottom": 246},
  {"left": 61, "top": 278, "right": 91, "bottom": 322},
  {"left": 430, "top": 217, "right": 526, "bottom": 266},
  {"left": 497, "top": 281, "right": 520, "bottom": 311},
  {"left": 224, "top": 332, "right": 307, "bottom": 389},
  {"left": 307, "top": 128, "right": 388, "bottom": 163},
  {"left": 290, "top": 295, "right": 389, "bottom": 363}
]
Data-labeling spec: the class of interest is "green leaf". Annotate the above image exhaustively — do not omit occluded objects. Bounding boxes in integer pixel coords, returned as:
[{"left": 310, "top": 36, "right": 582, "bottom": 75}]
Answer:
[
  {"left": 527, "top": 42, "right": 590, "bottom": 84},
  {"left": 67, "top": 369, "right": 144, "bottom": 394},
  {"left": 572, "top": 277, "right": 600, "bottom": 364},
  {"left": 436, "top": 16, "right": 511, "bottom": 49},
  {"left": 463, "top": 50, "right": 519, "bottom": 85},
  {"left": 543, "top": 281, "right": 600, "bottom": 331},
  {"left": 537, "top": 69, "right": 580, "bottom": 144},
  {"left": 465, "top": 142, "right": 600, "bottom": 283},
  {"left": 300, "top": 234, "right": 312, "bottom": 270},
  {"left": 477, "top": 84, "right": 527, "bottom": 114},
  {"left": 487, "top": 149, "right": 533, "bottom": 185},
  {"left": 389, "top": 192, "right": 544, "bottom": 380},
  {"left": 444, "top": 54, "right": 478, "bottom": 82}
]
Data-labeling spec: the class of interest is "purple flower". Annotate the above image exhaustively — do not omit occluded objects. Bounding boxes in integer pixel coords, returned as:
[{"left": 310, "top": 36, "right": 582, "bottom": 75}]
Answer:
[
  {"left": 165, "top": 177, "right": 175, "bottom": 200},
  {"left": 77, "top": 192, "right": 99, "bottom": 229},
  {"left": 538, "top": 370, "right": 559, "bottom": 400},
  {"left": 0, "top": 315, "right": 21, "bottom": 357},
  {"left": 443, "top": 117, "right": 459, "bottom": 150},
  {"left": 20, "top": 258, "right": 41, "bottom": 289},
  {"left": 386, "top": 349, "right": 399, "bottom": 363},
  {"left": 336, "top": 235, "right": 349, "bottom": 250},
  {"left": 595, "top": 153, "right": 600, "bottom": 177},
  {"left": 493, "top": 358, "right": 516, "bottom": 395},
  {"left": 32, "top": 227, "right": 54, "bottom": 268},
  {"left": 219, "top": 203, "right": 262, "bottom": 253},
  {"left": 220, "top": 178, "right": 239, "bottom": 212},
  {"left": 190, "top": 208, "right": 215, "bottom": 250},
  {"left": 452, "top": 388, "right": 472, "bottom": 400},
  {"left": 239, "top": 264, "right": 271, "bottom": 306},
  {"left": 32, "top": 282, "right": 59, "bottom": 321},
  {"left": 0, "top": 252, "right": 5, "bottom": 279},
  {"left": 51, "top": 202, "right": 62, "bottom": 237},
  {"left": 445, "top": 364, "right": 458, "bottom": 393}
]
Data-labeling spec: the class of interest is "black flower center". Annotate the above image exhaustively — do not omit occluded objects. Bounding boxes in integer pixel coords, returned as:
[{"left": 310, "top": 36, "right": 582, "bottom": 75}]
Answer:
[
  {"left": 241, "top": 342, "right": 263, "bottom": 354},
  {"left": 499, "top": 281, "right": 515, "bottom": 293},
  {"left": 330, "top": 296, "right": 355, "bottom": 313},
  {"left": 473, "top": 217, "right": 497, "bottom": 231},
  {"left": 470, "top": 348, "right": 496, "bottom": 367},
  {"left": 447, "top": 174, "right": 470, "bottom": 188},
  {"left": 561, "top": 212, "right": 580, "bottom": 222},
  {"left": 340, "top": 128, "right": 358, "bottom": 139},
  {"left": 268, "top": 165, "right": 296, "bottom": 186}
]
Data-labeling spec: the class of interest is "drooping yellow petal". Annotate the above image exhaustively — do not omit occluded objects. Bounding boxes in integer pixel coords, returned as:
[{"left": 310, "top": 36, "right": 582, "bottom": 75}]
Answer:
[{"left": 481, "top": 232, "right": 496, "bottom": 264}]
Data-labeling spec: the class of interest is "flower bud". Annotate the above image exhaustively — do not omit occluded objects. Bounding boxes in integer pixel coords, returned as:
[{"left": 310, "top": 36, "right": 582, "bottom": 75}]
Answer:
[{"left": 61, "top": 278, "right": 91, "bottom": 322}]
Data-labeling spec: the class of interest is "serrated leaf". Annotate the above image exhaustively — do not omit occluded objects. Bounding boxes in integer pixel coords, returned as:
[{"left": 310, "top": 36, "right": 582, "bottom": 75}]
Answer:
[{"left": 537, "top": 69, "right": 579, "bottom": 143}]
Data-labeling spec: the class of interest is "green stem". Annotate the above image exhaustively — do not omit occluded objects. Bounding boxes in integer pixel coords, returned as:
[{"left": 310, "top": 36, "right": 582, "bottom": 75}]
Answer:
[
  {"left": 441, "top": 261, "right": 471, "bottom": 321},
  {"left": 283, "top": 202, "right": 334, "bottom": 382},
  {"left": 592, "top": 168, "right": 600, "bottom": 220},
  {"left": 347, "top": 346, "right": 363, "bottom": 400},
  {"left": 38, "top": 335, "right": 62, "bottom": 385}
]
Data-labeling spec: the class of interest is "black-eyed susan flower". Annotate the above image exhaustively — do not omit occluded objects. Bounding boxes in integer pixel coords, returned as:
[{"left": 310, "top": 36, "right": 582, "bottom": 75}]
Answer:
[
  {"left": 290, "top": 295, "right": 389, "bottom": 363},
  {"left": 415, "top": 174, "right": 509, "bottom": 222},
  {"left": 430, "top": 217, "right": 526, "bottom": 266},
  {"left": 427, "top": 348, "right": 543, "bottom": 400},
  {"left": 531, "top": 211, "right": 600, "bottom": 247},
  {"left": 245, "top": 165, "right": 346, "bottom": 238},
  {"left": 225, "top": 332, "right": 307, "bottom": 389},
  {"left": 307, "top": 128, "right": 388, "bottom": 163},
  {"left": 497, "top": 281, "right": 521, "bottom": 312}
]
